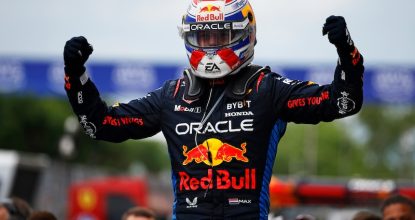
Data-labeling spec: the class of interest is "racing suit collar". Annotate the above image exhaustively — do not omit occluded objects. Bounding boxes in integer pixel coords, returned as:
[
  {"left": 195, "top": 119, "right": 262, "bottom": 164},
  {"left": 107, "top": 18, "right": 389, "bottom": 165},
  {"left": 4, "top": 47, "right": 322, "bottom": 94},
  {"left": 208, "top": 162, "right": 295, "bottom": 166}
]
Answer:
[{"left": 182, "top": 64, "right": 270, "bottom": 101}]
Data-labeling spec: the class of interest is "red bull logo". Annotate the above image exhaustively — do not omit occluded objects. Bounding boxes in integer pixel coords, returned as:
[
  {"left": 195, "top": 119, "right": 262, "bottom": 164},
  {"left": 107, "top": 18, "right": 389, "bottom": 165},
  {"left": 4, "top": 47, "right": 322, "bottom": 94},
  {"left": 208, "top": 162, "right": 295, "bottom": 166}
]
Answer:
[
  {"left": 182, "top": 144, "right": 208, "bottom": 165},
  {"left": 179, "top": 168, "right": 256, "bottom": 191},
  {"left": 182, "top": 138, "right": 248, "bottom": 166},
  {"left": 199, "top": 5, "right": 221, "bottom": 13},
  {"left": 216, "top": 142, "right": 248, "bottom": 163},
  {"left": 197, "top": 4, "right": 224, "bottom": 22},
  {"left": 179, "top": 139, "right": 255, "bottom": 191}
]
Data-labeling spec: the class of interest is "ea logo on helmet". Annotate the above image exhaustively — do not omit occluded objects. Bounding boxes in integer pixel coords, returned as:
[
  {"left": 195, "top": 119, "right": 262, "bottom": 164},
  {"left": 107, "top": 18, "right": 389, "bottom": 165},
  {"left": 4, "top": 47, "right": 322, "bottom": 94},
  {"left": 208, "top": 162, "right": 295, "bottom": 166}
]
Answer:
[{"left": 205, "top": 63, "right": 221, "bottom": 72}]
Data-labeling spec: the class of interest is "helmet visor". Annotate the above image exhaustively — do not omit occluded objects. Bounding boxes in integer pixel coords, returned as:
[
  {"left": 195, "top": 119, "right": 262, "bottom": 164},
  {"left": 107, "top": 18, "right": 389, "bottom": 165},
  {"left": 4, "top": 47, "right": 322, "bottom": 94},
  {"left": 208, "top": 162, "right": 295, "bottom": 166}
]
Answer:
[{"left": 183, "top": 22, "right": 247, "bottom": 48}]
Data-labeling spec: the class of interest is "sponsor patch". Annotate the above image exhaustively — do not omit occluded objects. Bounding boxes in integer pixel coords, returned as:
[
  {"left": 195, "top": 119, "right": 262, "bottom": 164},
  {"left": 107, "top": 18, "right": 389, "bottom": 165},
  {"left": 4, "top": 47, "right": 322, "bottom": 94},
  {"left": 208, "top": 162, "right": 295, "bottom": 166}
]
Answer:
[
  {"left": 337, "top": 91, "right": 356, "bottom": 114},
  {"left": 186, "top": 197, "right": 198, "bottom": 208},
  {"left": 226, "top": 100, "right": 252, "bottom": 110},
  {"left": 224, "top": 111, "right": 254, "bottom": 118},
  {"left": 228, "top": 198, "right": 252, "bottom": 205},
  {"left": 174, "top": 105, "right": 202, "bottom": 113},
  {"left": 179, "top": 168, "right": 256, "bottom": 191},
  {"left": 102, "top": 116, "right": 144, "bottom": 127},
  {"left": 287, "top": 91, "right": 330, "bottom": 109},
  {"left": 77, "top": 91, "right": 83, "bottom": 104},
  {"left": 79, "top": 115, "right": 96, "bottom": 139},
  {"left": 175, "top": 119, "right": 253, "bottom": 135}
]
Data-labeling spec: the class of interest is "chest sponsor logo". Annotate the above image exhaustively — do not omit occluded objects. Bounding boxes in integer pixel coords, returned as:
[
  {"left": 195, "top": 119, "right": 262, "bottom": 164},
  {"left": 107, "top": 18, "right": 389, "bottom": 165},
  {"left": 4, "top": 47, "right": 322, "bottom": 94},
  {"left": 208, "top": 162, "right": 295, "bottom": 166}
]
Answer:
[
  {"left": 182, "top": 138, "right": 248, "bottom": 167},
  {"left": 225, "top": 111, "right": 254, "bottom": 118},
  {"left": 174, "top": 105, "right": 202, "bottom": 113},
  {"left": 179, "top": 138, "right": 255, "bottom": 191},
  {"left": 179, "top": 168, "right": 256, "bottom": 191},
  {"left": 226, "top": 100, "right": 252, "bottom": 110},
  {"left": 175, "top": 119, "right": 253, "bottom": 135}
]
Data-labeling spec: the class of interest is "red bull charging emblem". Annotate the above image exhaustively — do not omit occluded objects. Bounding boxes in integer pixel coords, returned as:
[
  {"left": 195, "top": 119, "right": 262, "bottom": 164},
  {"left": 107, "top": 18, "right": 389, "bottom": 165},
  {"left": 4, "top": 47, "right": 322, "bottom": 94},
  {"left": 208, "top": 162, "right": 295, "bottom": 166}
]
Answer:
[
  {"left": 182, "top": 138, "right": 248, "bottom": 166},
  {"left": 179, "top": 138, "right": 256, "bottom": 191},
  {"left": 199, "top": 5, "right": 221, "bottom": 13}
]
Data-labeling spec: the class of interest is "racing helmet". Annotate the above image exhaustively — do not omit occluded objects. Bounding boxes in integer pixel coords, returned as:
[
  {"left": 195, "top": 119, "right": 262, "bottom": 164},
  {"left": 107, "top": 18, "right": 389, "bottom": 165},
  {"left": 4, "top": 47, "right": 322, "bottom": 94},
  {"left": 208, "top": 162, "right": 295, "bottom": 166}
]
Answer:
[{"left": 179, "top": 0, "right": 256, "bottom": 79}]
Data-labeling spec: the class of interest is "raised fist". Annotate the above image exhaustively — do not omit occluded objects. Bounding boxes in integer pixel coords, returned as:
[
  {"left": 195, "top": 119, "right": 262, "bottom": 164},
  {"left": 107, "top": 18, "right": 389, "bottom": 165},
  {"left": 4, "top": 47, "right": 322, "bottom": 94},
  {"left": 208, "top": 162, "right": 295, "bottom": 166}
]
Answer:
[
  {"left": 63, "top": 36, "right": 93, "bottom": 76},
  {"left": 322, "top": 16, "right": 354, "bottom": 50}
]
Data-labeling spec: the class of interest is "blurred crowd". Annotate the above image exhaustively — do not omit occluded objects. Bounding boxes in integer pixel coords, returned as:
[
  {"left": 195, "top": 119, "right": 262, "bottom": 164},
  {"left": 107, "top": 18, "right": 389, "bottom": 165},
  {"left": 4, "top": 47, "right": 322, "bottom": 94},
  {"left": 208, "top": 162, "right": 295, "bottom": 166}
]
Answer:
[
  {"left": 1, "top": 193, "right": 415, "bottom": 220},
  {"left": 292, "top": 194, "right": 415, "bottom": 220},
  {"left": 0, "top": 197, "right": 56, "bottom": 220},
  {"left": 0, "top": 197, "right": 156, "bottom": 220}
]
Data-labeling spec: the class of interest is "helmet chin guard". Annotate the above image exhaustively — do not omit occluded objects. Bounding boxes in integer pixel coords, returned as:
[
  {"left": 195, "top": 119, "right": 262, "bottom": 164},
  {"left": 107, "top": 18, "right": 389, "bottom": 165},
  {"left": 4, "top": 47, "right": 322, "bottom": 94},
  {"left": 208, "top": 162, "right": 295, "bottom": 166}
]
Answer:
[
  {"left": 189, "top": 48, "right": 253, "bottom": 79},
  {"left": 180, "top": 0, "right": 257, "bottom": 79}
]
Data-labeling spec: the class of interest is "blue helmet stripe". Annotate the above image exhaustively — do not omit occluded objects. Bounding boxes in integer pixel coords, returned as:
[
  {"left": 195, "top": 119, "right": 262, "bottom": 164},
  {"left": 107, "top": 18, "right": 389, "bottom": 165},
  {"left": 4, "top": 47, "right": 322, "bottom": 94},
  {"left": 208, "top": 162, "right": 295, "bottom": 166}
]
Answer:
[
  {"left": 225, "top": 11, "right": 244, "bottom": 21},
  {"left": 185, "top": 15, "right": 196, "bottom": 23},
  {"left": 230, "top": 36, "right": 250, "bottom": 51},
  {"left": 185, "top": 44, "right": 195, "bottom": 53}
]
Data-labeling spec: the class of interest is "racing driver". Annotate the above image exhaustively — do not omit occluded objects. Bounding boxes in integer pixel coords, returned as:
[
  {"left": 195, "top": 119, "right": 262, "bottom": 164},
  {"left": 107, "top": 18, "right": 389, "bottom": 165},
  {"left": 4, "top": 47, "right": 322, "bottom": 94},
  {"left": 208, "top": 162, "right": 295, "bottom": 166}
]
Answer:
[{"left": 63, "top": 0, "right": 364, "bottom": 219}]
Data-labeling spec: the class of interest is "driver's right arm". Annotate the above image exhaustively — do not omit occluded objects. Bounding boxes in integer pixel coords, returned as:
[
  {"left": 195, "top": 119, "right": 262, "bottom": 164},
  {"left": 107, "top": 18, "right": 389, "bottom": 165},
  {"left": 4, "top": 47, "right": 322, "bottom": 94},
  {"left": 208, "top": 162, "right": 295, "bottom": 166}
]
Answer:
[{"left": 63, "top": 36, "right": 162, "bottom": 142}]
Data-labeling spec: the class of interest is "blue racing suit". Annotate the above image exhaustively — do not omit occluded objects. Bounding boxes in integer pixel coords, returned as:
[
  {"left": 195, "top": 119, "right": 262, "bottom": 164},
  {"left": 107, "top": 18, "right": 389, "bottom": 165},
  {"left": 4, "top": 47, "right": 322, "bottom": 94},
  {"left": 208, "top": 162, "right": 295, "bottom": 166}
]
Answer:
[{"left": 64, "top": 46, "right": 364, "bottom": 220}]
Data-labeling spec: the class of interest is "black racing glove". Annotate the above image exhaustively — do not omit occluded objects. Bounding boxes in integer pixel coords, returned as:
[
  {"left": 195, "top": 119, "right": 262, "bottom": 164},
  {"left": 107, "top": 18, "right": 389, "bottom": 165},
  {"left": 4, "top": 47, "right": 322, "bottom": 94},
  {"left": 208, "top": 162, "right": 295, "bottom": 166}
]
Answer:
[
  {"left": 63, "top": 36, "right": 93, "bottom": 77},
  {"left": 322, "top": 15, "right": 354, "bottom": 53}
]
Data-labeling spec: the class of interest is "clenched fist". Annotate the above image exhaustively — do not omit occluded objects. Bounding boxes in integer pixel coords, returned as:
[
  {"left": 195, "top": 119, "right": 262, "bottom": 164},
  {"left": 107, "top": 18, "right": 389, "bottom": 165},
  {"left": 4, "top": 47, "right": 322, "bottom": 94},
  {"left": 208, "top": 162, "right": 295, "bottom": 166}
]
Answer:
[
  {"left": 63, "top": 36, "right": 93, "bottom": 77},
  {"left": 322, "top": 16, "right": 354, "bottom": 51}
]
